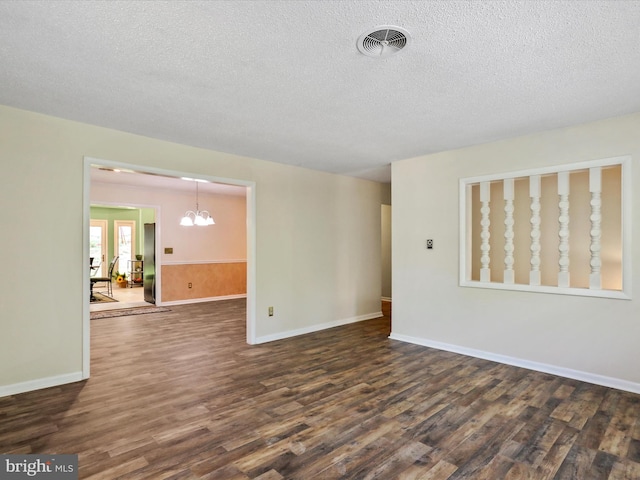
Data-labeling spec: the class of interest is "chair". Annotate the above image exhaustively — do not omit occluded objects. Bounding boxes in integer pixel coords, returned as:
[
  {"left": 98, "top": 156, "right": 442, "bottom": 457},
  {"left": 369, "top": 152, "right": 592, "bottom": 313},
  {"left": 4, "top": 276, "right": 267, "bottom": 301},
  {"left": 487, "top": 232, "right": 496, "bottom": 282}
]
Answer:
[
  {"left": 90, "top": 257, "right": 101, "bottom": 276},
  {"left": 91, "top": 256, "right": 119, "bottom": 299}
]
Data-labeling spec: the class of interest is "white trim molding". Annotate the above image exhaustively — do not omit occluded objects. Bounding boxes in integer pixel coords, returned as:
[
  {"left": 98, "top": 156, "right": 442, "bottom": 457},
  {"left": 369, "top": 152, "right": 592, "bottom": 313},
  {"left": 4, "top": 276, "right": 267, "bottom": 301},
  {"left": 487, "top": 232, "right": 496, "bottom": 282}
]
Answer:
[
  {"left": 0, "top": 372, "right": 84, "bottom": 398},
  {"left": 161, "top": 259, "right": 247, "bottom": 265},
  {"left": 389, "top": 332, "right": 640, "bottom": 395},
  {"left": 255, "top": 311, "right": 383, "bottom": 344},
  {"left": 381, "top": 297, "right": 392, "bottom": 302}
]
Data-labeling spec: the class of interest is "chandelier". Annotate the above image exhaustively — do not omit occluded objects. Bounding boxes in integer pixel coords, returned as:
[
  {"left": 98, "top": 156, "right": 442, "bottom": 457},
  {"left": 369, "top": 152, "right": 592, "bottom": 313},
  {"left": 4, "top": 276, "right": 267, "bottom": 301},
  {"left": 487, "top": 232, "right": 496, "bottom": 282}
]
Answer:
[{"left": 180, "top": 181, "right": 215, "bottom": 226}]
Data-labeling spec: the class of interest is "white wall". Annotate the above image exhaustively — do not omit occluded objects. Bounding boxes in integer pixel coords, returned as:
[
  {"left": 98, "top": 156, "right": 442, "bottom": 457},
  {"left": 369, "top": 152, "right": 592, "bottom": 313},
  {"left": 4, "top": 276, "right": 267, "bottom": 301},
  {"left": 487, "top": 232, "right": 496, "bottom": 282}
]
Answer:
[
  {"left": 392, "top": 112, "right": 640, "bottom": 391},
  {"left": 91, "top": 182, "right": 247, "bottom": 263},
  {"left": 0, "top": 105, "right": 382, "bottom": 394}
]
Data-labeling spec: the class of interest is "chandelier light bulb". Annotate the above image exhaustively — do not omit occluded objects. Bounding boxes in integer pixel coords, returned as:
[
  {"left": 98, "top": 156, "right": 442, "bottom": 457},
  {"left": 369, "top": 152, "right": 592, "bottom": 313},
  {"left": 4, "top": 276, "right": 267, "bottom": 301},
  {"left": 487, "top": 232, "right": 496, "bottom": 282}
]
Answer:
[{"left": 180, "top": 181, "right": 215, "bottom": 227}]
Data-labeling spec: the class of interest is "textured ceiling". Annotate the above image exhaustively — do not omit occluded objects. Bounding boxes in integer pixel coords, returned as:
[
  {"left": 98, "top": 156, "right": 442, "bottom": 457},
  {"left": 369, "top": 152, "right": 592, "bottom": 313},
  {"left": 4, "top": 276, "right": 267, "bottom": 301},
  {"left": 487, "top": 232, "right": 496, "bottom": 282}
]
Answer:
[{"left": 1, "top": 1, "right": 640, "bottom": 183}]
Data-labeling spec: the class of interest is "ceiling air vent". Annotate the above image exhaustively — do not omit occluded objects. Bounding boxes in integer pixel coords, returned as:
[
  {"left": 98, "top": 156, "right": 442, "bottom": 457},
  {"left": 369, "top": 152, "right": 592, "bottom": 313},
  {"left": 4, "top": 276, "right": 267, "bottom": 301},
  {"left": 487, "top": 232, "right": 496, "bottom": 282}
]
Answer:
[{"left": 357, "top": 26, "right": 411, "bottom": 58}]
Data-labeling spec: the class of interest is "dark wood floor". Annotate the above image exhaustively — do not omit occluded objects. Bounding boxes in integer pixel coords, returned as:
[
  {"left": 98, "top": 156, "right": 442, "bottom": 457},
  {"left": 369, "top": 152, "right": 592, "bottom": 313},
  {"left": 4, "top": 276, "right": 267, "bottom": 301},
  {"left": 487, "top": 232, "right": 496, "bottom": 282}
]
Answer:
[{"left": 1, "top": 300, "right": 640, "bottom": 479}]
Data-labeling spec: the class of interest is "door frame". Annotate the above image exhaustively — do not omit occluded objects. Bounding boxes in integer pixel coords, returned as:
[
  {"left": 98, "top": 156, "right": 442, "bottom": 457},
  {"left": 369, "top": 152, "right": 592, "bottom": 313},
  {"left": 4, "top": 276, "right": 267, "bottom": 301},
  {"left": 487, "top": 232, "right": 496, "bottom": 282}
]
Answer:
[
  {"left": 93, "top": 203, "right": 160, "bottom": 295},
  {"left": 83, "top": 156, "right": 257, "bottom": 379}
]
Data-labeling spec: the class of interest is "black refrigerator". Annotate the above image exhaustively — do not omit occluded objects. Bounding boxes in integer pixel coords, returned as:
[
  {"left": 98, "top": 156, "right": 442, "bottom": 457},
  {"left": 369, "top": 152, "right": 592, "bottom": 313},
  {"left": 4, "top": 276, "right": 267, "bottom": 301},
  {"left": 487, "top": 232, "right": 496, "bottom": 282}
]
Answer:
[{"left": 143, "top": 223, "right": 156, "bottom": 304}]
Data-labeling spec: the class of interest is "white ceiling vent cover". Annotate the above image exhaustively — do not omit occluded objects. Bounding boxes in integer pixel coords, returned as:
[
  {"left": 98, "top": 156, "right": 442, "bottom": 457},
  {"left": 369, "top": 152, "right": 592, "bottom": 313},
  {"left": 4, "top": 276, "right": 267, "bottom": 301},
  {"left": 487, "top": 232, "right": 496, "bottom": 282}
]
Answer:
[{"left": 357, "top": 26, "right": 411, "bottom": 58}]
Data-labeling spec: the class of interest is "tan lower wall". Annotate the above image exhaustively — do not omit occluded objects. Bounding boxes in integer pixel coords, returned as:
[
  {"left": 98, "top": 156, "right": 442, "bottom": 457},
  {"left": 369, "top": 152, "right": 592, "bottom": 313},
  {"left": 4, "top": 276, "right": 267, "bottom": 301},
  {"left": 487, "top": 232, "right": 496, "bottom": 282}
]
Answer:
[{"left": 161, "top": 262, "right": 247, "bottom": 302}]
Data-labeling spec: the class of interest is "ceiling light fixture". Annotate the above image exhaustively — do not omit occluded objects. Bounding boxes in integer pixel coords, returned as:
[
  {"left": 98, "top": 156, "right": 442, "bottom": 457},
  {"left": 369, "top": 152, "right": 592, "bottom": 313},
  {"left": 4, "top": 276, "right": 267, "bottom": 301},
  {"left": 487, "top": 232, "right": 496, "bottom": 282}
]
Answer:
[{"left": 180, "top": 181, "right": 215, "bottom": 226}]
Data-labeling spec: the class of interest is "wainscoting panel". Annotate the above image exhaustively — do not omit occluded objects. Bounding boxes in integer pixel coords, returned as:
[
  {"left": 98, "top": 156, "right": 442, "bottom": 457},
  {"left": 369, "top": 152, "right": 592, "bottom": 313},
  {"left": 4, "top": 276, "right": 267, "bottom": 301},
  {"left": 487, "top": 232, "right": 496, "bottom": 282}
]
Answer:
[{"left": 161, "top": 261, "right": 246, "bottom": 302}]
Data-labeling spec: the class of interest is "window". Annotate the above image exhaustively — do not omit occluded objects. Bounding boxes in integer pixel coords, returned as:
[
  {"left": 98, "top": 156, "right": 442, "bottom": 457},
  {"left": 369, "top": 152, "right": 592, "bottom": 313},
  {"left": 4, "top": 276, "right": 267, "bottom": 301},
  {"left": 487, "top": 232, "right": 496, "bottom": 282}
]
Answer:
[
  {"left": 459, "top": 156, "right": 630, "bottom": 299},
  {"left": 89, "top": 219, "right": 108, "bottom": 277},
  {"left": 114, "top": 220, "right": 136, "bottom": 277}
]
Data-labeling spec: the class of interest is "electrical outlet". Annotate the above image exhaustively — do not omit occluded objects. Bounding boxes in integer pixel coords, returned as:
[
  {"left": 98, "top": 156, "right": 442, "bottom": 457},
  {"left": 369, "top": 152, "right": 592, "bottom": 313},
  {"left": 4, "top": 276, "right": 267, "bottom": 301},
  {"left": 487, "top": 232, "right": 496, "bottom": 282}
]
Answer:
[
  {"left": 188, "top": 282, "right": 192, "bottom": 288},
  {"left": 268, "top": 306, "right": 274, "bottom": 317},
  {"left": 426, "top": 239, "right": 434, "bottom": 249}
]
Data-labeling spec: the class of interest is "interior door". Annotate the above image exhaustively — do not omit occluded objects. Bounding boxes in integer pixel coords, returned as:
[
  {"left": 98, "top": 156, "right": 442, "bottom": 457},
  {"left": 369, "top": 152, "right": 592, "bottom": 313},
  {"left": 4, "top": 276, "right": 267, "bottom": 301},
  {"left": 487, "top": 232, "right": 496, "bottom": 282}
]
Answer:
[
  {"left": 89, "top": 219, "right": 108, "bottom": 277},
  {"left": 114, "top": 220, "right": 136, "bottom": 276}
]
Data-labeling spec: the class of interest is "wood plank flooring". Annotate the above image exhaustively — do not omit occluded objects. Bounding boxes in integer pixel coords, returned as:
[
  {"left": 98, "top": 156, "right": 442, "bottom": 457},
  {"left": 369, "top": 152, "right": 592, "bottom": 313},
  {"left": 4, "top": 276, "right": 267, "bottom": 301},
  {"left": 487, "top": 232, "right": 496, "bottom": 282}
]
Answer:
[{"left": 1, "top": 299, "right": 640, "bottom": 479}]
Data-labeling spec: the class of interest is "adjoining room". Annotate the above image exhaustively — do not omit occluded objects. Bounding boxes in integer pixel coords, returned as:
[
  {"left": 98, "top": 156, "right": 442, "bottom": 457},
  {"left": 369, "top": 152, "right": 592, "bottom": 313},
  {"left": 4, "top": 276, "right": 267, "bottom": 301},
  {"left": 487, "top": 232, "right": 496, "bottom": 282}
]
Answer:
[{"left": 89, "top": 167, "right": 249, "bottom": 316}]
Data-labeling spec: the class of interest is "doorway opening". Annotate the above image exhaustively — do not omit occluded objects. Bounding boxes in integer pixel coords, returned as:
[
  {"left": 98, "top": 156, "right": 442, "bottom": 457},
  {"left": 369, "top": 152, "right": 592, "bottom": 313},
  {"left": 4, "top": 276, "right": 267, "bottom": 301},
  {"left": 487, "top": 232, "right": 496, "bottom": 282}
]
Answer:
[
  {"left": 83, "top": 156, "right": 257, "bottom": 379},
  {"left": 89, "top": 204, "right": 157, "bottom": 312}
]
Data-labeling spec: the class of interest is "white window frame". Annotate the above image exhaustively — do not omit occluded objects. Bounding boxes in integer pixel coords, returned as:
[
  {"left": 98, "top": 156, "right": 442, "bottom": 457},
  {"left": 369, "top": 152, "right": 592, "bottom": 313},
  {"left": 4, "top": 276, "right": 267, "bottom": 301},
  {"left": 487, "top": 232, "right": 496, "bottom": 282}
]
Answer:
[{"left": 459, "top": 156, "right": 631, "bottom": 299}]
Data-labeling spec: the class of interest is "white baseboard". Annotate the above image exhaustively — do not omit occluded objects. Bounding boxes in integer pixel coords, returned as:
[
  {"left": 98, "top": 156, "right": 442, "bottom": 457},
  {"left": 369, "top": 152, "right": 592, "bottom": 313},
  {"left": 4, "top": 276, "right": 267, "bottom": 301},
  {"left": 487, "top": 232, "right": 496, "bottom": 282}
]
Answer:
[
  {"left": 0, "top": 371, "right": 84, "bottom": 398},
  {"left": 381, "top": 297, "right": 392, "bottom": 303},
  {"left": 255, "top": 311, "right": 383, "bottom": 344},
  {"left": 388, "top": 332, "right": 640, "bottom": 395},
  {"left": 160, "top": 293, "right": 247, "bottom": 306}
]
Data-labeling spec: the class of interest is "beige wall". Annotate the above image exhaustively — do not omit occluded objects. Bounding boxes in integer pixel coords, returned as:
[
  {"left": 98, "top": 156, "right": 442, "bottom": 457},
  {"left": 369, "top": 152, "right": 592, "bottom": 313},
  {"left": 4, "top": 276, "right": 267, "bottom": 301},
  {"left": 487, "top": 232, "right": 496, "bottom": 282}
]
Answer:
[
  {"left": 392, "top": 112, "right": 640, "bottom": 388},
  {"left": 0, "top": 105, "right": 382, "bottom": 392},
  {"left": 91, "top": 181, "right": 247, "bottom": 264}
]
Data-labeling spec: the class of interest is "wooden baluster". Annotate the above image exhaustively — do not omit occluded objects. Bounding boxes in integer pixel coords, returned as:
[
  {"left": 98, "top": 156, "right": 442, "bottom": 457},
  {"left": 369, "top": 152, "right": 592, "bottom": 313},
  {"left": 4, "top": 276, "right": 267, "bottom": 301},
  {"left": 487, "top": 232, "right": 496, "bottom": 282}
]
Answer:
[
  {"left": 558, "top": 172, "right": 570, "bottom": 287},
  {"left": 503, "top": 178, "right": 515, "bottom": 284},
  {"left": 480, "top": 181, "right": 491, "bottom": 282},
  {"left": 529, "top": 175, "right": 541, "bottom": 286},
  {"left": 589, "top": 167, "right": 602, "bottom": 289}
]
